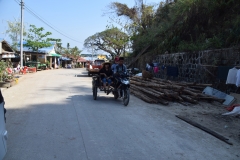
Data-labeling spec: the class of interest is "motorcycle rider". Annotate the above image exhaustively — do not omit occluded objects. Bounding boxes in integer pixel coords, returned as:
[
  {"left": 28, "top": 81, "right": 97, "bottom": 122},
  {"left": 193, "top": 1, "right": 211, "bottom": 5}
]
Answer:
[
  {"left": 111, "top": 57, "right": 119, "bottom": 72},
  {"left": 113, "top": 57, "right": 127, "bottom": 74},
  {"left": 113, "top": 57, "right": 127, "bottom": 97}
]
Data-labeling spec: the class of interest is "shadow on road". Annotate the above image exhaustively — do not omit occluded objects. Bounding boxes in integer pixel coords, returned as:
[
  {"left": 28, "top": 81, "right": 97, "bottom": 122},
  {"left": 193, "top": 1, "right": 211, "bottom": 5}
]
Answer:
[
  {"left": 69, "top": 94, "right": 122, "bottom": 103},
  {"left": 75, "top": 74, "right": 89, "bottom": 77},
  {"left": 4, "top": 100, "right": 90, "bottom": 160}
]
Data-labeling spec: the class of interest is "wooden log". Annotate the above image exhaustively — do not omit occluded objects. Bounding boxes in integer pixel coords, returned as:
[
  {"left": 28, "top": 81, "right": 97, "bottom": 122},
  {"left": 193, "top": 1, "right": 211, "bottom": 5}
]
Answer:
[
  {"left": 131, "top": 87, "right": 156, "bottom": 101},
  {"left": 174, "top": 81, "right": 212, "bottom": 87},
  {"left": 180, "top": 95, "right": 198, "bottom": 104},
  {"left": 150, "top": 79, "right": 184, "bottom": 91},
  {"left": 131, "top": 80, "right": 166, "bottom": 88},
  {"left": 197, "top": 93, "right": 225, "bottom": 103},
  {"left": 131, "top": 80, "right": 186, "bottom": 92},
  {"left": 185, "top": 87, "right": 202, "bottom": 93},
  {"left": 146, "top": 87, "right": 165, "bottom": 96},
  {"left": 189, "top": 86, "right": 206, "bottom": 90},
  {"left": 130, "top": 89, "right": 158, "bottom": 103},
  {"left": 197, "top": 93, "right": 212, "bottom": 97},
  {"left": 176, "top": 115, "right": 233, "bottom": 145},
  {"left": 155, "top": 79, "right": 175, "bottom": 86},
  {"left": 177, "top": 96, "right": 184, "bottom": 102},
  {"left": 182, "top": 89, "right": 199, "bottom": 97},
  {"left": 131, "top": 77, "right": 151, "bottom": 82},
  {"left": 199, "top": 97, "right": 225, "bottom": 103},
  {"left": 152, "top": 77, "right": 211, "bottom": 87},
  {"left": 157, "top": 98, "right": 169, "bottom": 105},
  {"left": 132, "top": 77, "right": 161, "bottom": 84},
  {"left": 133, "top": 77, "right": 207, "bottom": 92},
  {"left": 131, "top": 85, "right": 169, "bottom": 105},
  {"left": 152, "top": 77, "right": 170, "bottom": 83},
  {"left": 131, "top": 85, "right": 163, "bottom": 98},
  {"left": 131, "top": 76, "right": 220, "bottom": 104},
  {"left": 154, "top": 88, "right": 180, "bottom": 100},
  {"left": 161, "top": 96, "right": 173, "bottom": 101},
  {"left": 130, "top": 77, "right": 142, "bottom": 82}
]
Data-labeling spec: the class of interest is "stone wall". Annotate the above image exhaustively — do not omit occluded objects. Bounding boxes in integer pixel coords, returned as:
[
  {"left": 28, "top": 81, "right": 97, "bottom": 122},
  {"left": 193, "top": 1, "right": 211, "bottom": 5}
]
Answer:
[{"left": 127, "top": 47, "right": 240, "bottom": 83}]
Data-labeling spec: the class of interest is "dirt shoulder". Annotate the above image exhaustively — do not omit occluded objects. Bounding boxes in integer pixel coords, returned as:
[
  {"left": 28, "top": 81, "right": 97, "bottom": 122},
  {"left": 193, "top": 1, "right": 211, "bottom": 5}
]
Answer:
[{"left": 159, "top": 100, "right": 240, "bottom": 146}]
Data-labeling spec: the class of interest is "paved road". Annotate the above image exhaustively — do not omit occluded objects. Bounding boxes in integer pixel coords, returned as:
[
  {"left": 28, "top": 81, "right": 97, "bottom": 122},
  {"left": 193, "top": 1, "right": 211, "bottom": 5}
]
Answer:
[{"left": 2, "top": 68, "right": 239, "bottom": 160}]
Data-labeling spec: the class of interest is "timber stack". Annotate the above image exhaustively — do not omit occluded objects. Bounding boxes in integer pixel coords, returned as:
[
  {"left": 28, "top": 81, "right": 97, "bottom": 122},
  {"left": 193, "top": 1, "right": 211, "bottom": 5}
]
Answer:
[{"left": 130, "top": 76, "right": 225, "bottom": 106}]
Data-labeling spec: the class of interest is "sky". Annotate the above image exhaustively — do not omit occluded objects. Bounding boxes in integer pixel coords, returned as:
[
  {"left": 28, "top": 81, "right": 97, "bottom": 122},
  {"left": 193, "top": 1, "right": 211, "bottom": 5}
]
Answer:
[{"left": 0, "top": 0, "right": 162, "bottom": 54}]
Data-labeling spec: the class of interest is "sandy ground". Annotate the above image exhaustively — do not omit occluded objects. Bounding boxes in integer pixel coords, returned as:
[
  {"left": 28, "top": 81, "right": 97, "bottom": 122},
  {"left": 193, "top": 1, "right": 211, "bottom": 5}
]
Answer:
[{"left": 164, "top": 101, "right": 240, "bottom": 146}]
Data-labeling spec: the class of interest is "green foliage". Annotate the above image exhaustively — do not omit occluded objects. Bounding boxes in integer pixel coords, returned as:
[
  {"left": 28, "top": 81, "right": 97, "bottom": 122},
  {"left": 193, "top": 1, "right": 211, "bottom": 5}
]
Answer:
[
  {"left": 84, "top": 27, "right": 129, "bottom": 59},
  {"left": 46, "top": 60, "right": 50, "bottom": 67},
  {"left": 48, "top": 38, "right": 63, "bottom": 54},
  {"left": 75, "top": 63, "right": 83, "bottom": 68},
  {"left": 107, "top": 1, "right": 156, "bottom": 38},
  {"left": 109, "top": 0, "right": 240, "bottom": 55},
  {"left": 70, "top": 46, "right": 82, "bottom": 59},
  {"left": 5, "top": 18, "right": 27, "bottom": 51},
  {"left": 63, "top": 44, "right": 82, "bottom": 63},
  {"left": 0, "top": 61, "right": 7, "bottom": 82},
  {"left": 24, "top": 25, "right": 52, "bottom": 51}
]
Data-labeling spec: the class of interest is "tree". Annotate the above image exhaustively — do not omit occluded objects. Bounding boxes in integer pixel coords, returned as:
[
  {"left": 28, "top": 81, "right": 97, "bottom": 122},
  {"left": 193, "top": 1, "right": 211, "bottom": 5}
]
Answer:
[
  {"left": 107, "top": 0, "right": 155, "bottom": 34},
  {"left": 70, "top": 46, "right": 82, "bottom": 63},
  {"left": 24, "top": 25, "right": 52, "bottom": 51},
  {"left": 62, "top": 43, "right": 81, "bottom": 57},
  {"left": 5, "top": 18, "right": 27, "bottom": 50},
  {"left": 84, "top": 27, "right": 129, "bottom": 59},
  {"left": 47, "top": 38, "right": 63, "bottom": 54},
  {"left": 67, "top": 43, "right": 70, "bottom": 49}
]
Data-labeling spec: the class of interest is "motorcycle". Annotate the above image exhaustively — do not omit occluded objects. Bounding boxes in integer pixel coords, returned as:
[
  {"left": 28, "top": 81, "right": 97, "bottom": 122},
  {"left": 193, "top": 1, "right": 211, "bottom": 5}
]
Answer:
[
  {"left": 112, "top": 72, "right": 130, "bottom": 106},
  {"left": 92, "top": 72, "right": 130, "bottom": 106}
]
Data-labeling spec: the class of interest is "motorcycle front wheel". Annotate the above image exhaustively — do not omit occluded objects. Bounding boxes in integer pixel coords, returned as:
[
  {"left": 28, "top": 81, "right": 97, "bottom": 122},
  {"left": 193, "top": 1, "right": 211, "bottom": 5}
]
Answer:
[
  {"left": 114, "top": 90, "right": 119, "bottom": 99},
  {"left": 123, "top": 89, "right": 130, "bottom": 106}
]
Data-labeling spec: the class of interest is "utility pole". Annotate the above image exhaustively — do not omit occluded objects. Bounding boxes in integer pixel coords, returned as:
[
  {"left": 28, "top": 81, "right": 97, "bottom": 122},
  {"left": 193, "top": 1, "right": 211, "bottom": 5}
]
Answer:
[{"left": 20, "top": 0, "right": 24, "bottom": 67}]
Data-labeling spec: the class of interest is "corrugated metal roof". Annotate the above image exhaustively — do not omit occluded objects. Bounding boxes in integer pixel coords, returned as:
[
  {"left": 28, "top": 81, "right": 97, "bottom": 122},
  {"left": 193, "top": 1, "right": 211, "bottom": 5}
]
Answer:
[
  {"left": 77, "top": 57, "right": 87, "bottom": 62},
  {"left": 1, "top": 39, "right": 15, "bottom": 53}
]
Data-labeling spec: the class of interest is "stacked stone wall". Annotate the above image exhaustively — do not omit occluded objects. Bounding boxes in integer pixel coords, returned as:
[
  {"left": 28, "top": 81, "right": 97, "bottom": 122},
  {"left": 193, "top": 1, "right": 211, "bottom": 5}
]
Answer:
[{"left": 126, "top": 48, "right": 240, "bottom": 83}]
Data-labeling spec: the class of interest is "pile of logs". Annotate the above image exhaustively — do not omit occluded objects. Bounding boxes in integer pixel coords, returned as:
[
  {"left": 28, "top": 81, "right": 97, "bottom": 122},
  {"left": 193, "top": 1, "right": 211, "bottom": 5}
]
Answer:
[{"left": 130, "top": 76, "right": 225, "bottom": 105}]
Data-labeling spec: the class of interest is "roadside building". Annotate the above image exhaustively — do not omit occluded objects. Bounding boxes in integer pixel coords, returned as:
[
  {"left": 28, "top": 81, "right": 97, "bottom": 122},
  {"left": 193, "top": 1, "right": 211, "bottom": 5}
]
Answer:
[
  {"left": 0, "top": 39, "right": 20, "bottom": 67},
  {"left": 16, "top": 41, "right": 61, "bottom": 69},
  {"left": 77, "top": 57, "right": 87, "bottom": 67}
]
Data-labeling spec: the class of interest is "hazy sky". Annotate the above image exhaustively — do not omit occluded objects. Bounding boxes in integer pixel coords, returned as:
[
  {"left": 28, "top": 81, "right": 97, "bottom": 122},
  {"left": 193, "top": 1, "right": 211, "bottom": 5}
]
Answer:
[{"left": 0, "top": 0, "right": 162, "bottom": 54}]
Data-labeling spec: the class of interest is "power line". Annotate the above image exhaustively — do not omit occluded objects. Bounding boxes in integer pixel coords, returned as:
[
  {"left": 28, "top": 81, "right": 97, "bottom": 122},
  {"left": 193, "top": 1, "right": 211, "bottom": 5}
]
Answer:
[{"left": 14, "top": 0, "right": 83, "bottom": 44}]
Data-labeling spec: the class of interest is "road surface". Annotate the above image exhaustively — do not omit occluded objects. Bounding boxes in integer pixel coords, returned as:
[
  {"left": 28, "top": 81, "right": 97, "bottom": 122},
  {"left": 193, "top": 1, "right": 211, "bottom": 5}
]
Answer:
[{"left": 3, "top": 68, "right": 239, "bottom": 160}]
